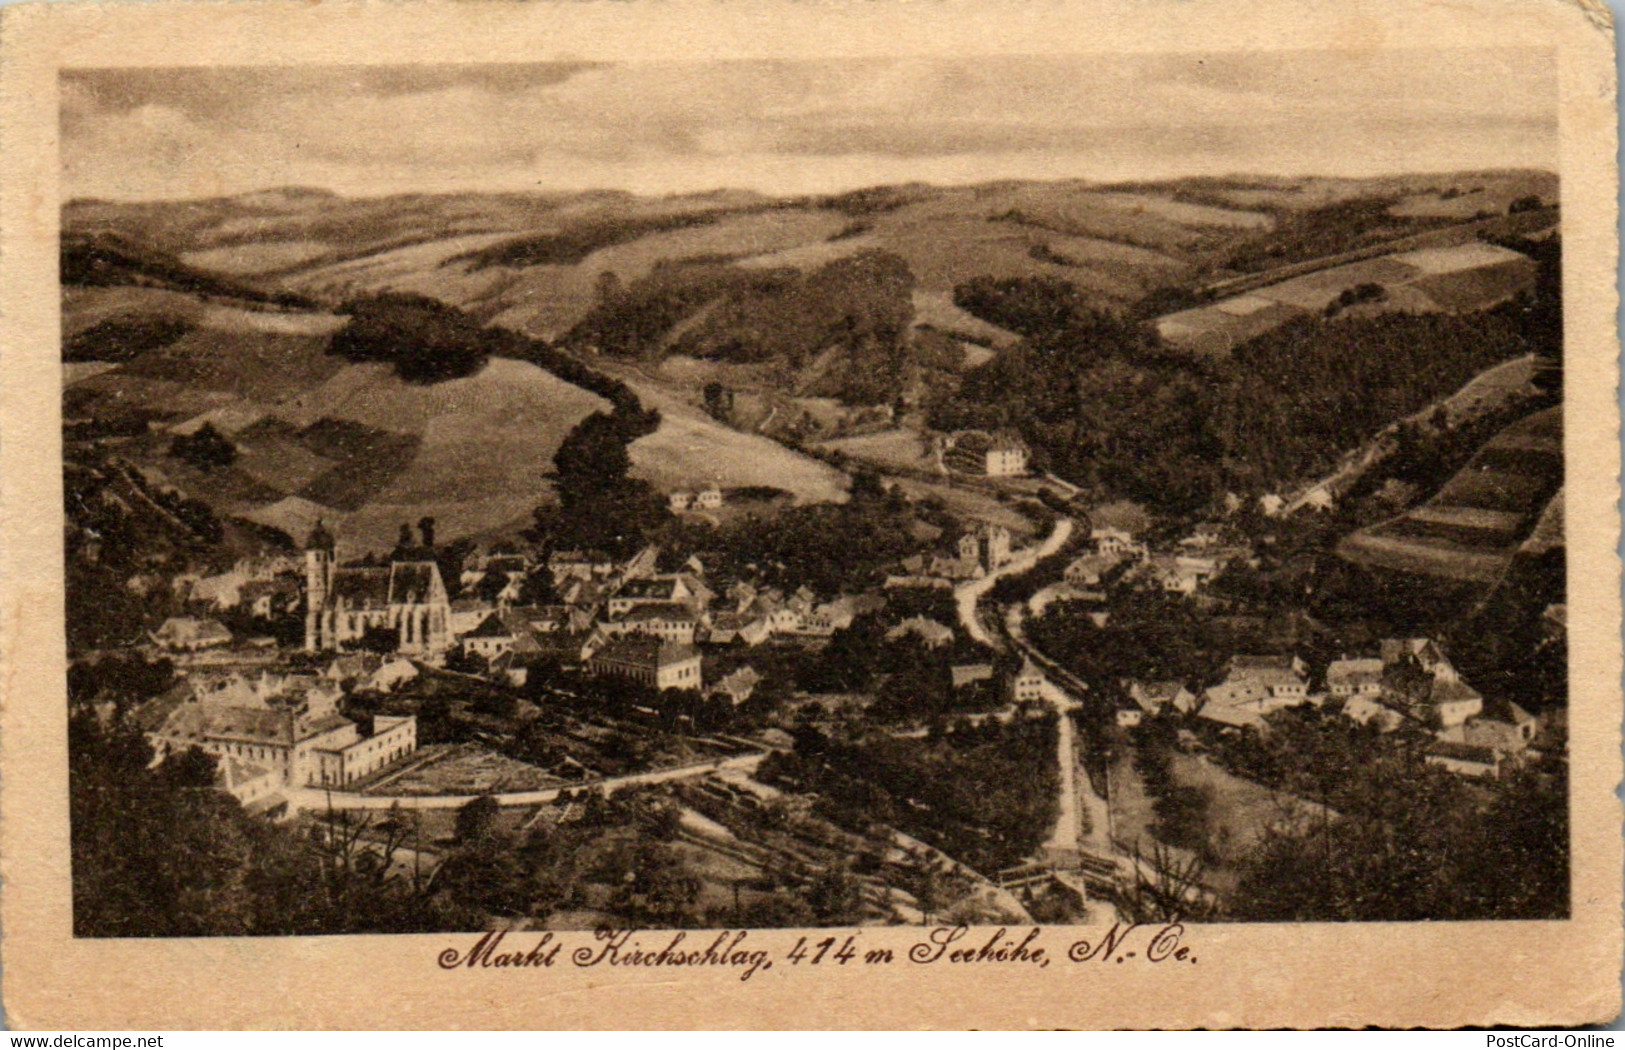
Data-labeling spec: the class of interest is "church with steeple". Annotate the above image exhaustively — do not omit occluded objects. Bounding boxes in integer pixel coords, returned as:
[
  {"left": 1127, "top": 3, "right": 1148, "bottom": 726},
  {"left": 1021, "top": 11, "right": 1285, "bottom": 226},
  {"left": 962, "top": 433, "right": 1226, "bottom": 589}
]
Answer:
[{"left": 303, "top": 521, "right": 453, "bottom": 658}]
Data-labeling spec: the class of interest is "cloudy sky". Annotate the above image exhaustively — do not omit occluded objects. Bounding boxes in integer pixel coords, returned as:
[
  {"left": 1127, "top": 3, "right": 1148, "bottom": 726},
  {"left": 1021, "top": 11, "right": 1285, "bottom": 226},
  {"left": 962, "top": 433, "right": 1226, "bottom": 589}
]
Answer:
[{"left": 62, "top": 49, "right": 1556, "bottom": 201}]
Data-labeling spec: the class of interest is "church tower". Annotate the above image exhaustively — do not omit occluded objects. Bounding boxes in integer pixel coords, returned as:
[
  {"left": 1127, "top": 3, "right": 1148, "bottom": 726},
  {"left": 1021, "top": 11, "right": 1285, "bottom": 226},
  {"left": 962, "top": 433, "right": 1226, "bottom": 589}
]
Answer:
[{"left": 304, "top": 520, "right": 335, "bottom": 652}]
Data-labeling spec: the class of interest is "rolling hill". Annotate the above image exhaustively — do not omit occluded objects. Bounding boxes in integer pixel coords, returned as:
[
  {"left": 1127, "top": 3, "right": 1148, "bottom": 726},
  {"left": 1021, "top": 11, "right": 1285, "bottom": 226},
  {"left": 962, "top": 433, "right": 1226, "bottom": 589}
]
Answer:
[
  {"left": 63, "top": 169, "right": 1559, "bottom": 539},
  {"left": 60, "top": 247, "right": 846, "bottom": 554}
]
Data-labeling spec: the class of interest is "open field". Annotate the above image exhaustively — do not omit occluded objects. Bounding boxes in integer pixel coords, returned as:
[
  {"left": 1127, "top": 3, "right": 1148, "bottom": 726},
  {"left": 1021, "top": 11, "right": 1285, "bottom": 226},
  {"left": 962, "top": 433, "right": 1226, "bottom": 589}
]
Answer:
[
  {"left": 1094, "top": 191, "right": 1274, "bottom": 230},
  {"left": 1155, "top": 240, "right": 1538, "bottom": 360},
  {"left": 611, "top": 371, "right": 850, "bottom": 503},
  {"left": 1341, "top": 406, "right": 1562, "bottom": 581},
  {"left": 181, "top": 239, "right": 332, "bottom": 274},
  {"left": 909, "top": 290, "right": 1021, "bottom": 349},
  {"left": 61, "top": 286, "right": 211, "bottom": 340},
  {"left": 886, "top": 475, "right": 1035, "bottom": 536},
  {"left": 815, "top": 428, "right": 938, "bottom": 474},
  {"left": 65, "top": 275, "right": 848, "bottom": 549}
]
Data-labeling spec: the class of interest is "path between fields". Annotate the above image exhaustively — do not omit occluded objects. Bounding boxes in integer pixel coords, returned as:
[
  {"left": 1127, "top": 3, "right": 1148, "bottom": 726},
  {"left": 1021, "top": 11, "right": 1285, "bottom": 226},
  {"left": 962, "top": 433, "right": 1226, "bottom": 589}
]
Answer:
[
  {"left": 286, "top": 752, "right": 767, "bottom": 812},
  {"left": 953, "top": 516, "right": 1074, "bottom": 648}
]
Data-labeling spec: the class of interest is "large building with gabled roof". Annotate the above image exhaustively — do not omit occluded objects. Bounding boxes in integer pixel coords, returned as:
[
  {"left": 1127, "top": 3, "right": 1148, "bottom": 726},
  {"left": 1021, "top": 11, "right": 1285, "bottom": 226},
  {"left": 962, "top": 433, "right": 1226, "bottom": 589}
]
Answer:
[{"left": 587, "top": 635, "right": 703, "bottom": 692}]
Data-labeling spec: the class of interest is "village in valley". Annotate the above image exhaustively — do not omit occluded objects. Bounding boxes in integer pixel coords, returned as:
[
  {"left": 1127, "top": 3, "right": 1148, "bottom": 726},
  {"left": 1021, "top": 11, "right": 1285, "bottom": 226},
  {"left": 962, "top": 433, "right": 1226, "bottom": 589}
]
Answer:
[
  {"left": 68, "top": 257, "right": 1568, "bottom": 932},
  {"left": 58, "top": 59, "right": 1569, "bottom": 934}
]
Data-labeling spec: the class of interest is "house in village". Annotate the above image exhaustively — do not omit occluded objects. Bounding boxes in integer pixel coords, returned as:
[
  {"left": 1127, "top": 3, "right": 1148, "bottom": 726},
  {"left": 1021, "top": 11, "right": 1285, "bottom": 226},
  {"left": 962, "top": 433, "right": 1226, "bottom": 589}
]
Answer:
[
  {"left": 1195, "top": 701, "right": 1267, "bottom": 733},
  {"left": 239, "top": 576, "right": 301, "bottom": 620},
  {"left": 1091, "top": 525, "right": 1147, "bottom": 561},
  {"left": 214, "top": 756, "right": 284, "bottom": 814},
  {"left": 1325, "top": 657, "right": 1385, "bottom": 699},
  {"left": 1065, "top": 553, "right": 1120, "bottom": 588},
  {"left": 602, "top": 602, "right": 701, "bottom": 646},
  {"left": 461, "top": 612, "right": 520, "bottom": 661},
  {"left": 1432, "top": 700, "right": 1541, "bottom": 776},
  {"left": 1225, "top": 654, "right": 1309, "bottom": 702},
  {"left": 588, "top": 636, "right": 703, "bottom": 692},
  {"left": 620, "top": 544, "right": 662, "bottom": 582},
  {"left": 1178, "top": 522, "right": 1227, "bottom": 550},
  {"left": 928, "top": 552, "right": 984, "bottom": 581},
  {"left": 323, "top": 652, "right": 384, "bottom": 688},
  {"left": 1380, "top": 639, "right": 1482, "bottom": 728},
  {"left": 368, "top": 656, "right": 420, "bottom": 693},
  {"left": 950, "top": 663, "right": 995, "bottom": 690},
  {"left": 607, "top": 575, "right": 705, "bottom": 619},
  {"left": 496, "top": 628, "right": 599, "bottom": 685},
  {"left": 548, "top": 549, "right": 615, "bottom": 584},
  {"left": 941, "top": 429, "right": 1029, "bottom": 477},
  {"left": 1011, "top": 657, "right": 1050, "bottom": 703},
  {"left": 668, "top": 485, "right": 724, "bottom": 513},
  {"left": 886, "top": 616, "right": 955, "bottom": 650},
  {"left": 956, "top": 522, "right": 1014, "bottom": 574},
  {"left": 773, "top": 594, "right": 862, "bottom": 638},
  {"left": 1146, "top": 555, "right": 1208, "bottom": 596},
  {"left": 1325, "top": 638, "right": 1487, "bottom": 736},
  {"left": 1431, "top": 680, "right": 1487, "bottom": 729},
  {"left": 150, "top": 616, "right": 233, "bottom": 653},
  {"left": 1195, "top": 655, "right": 1309, "bottom": 731},
  {"left": 711, "top": 666, "right": 762, "bottom": 706},
  {"left": 1425, "top": 740, "right": 1502, "bottom": 778},
  {"left": 1342, "top": 695, "right": 1405, "bottom": 733},
  {"left": 705, "top": 610, "right": 772, "bottom": 647},
  {"left": 186, "top": 570, "right": 247, "bottom": 611},
  {"left": 505, "top": 605, "right": 572, "bottom": 635},
  {"left": 449, "top": 596, "right": 496, "bottom": 636},
  {"left": 1125, "top": 679, "right": 1196, "bottom": 718}
]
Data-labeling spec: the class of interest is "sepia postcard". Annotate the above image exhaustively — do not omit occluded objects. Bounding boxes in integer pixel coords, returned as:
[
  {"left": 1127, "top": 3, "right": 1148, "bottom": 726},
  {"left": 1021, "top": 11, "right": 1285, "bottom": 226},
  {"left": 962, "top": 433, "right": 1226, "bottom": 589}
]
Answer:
[{"left": 0, "top": 0, "right": 1619, "bottom": 1030}]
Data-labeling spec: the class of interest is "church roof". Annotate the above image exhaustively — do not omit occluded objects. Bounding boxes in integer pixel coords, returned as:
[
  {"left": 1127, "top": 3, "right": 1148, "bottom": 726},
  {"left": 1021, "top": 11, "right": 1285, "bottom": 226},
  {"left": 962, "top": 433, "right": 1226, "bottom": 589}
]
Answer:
[
  {"left": 330, "top": 567, "right": 390, "bottom": 610},
  {"left": 388, "top": 561, "right": 443, "bottom": 605}
]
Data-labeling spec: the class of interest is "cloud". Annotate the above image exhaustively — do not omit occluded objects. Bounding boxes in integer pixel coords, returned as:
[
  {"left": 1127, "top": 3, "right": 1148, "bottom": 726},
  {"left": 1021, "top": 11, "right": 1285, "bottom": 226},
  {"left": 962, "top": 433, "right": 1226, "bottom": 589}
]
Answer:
[{"left": 60, "top": 50, "right": 1557, "bottom": 201}]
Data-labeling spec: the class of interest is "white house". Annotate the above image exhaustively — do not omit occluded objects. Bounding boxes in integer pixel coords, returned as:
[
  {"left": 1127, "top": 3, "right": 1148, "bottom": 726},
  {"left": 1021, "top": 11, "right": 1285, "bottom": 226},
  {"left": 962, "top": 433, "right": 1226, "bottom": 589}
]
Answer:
[
  {"left": 1325, "top": 657, "right": 1385, "bottom": 698},
  {"left": 943, "top": 430, "right": 1030, "bottom": 477},
  {"left": 1012, "top": 658, "right": 1050, "bottom": 703}
]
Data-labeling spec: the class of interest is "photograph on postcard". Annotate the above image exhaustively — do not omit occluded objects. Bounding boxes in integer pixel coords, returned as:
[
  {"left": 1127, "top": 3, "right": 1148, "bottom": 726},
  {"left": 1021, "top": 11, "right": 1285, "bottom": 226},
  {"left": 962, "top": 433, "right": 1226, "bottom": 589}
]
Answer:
[{"left": 53, "top": 47, "right": 1579, "bottom": 940}]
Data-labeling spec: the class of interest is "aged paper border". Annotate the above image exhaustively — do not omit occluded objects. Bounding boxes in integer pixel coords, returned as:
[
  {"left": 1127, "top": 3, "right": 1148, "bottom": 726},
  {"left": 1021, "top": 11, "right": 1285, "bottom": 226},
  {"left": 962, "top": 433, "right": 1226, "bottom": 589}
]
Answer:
[{"left": 1, "top": 0, "right": 1619, "bottom": 1029}]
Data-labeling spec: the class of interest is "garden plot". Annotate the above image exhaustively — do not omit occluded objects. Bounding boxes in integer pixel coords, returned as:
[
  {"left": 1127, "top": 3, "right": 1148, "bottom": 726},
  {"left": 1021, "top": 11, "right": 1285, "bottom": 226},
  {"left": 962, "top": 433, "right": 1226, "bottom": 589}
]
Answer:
[{"left": 363, "top": 743, "right": 564, "bottom": 797}]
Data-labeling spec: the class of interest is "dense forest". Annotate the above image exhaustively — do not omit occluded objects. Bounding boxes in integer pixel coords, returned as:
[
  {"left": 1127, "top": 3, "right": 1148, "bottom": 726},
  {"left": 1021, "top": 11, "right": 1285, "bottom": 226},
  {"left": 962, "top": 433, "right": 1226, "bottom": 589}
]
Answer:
[{"left": 565, "top": 251, "right": 918, "bottom": 405}]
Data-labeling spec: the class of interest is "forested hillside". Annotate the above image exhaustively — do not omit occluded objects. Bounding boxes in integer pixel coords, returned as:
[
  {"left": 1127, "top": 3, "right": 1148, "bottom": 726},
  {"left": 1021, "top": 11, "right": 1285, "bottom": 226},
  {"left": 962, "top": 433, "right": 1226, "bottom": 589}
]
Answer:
[{"left": 929, "top": 236, "right": 1560, "bottom": 514}]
